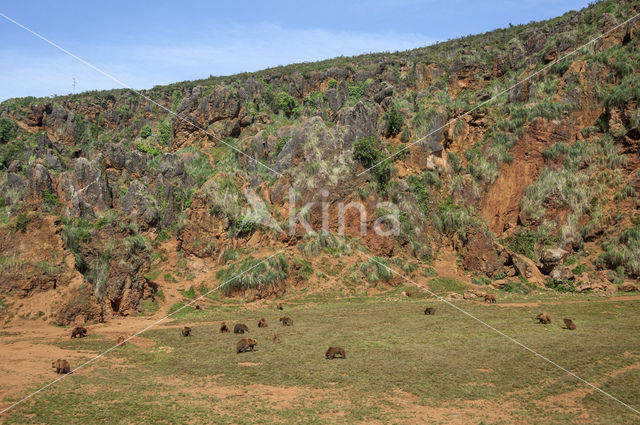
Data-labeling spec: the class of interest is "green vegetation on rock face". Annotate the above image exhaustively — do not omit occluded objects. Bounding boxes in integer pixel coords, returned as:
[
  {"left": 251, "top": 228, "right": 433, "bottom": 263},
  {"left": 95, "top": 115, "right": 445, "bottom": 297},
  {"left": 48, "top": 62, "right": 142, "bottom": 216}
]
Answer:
[
  {"left": 383, "top": 105, "right": 404, "bottom": 138},
  {"left": 352, "top": 137, "right": 393, "bottom": 193},
  {"left": 0, "top": 0, "right": 637, "bottom": 325}
]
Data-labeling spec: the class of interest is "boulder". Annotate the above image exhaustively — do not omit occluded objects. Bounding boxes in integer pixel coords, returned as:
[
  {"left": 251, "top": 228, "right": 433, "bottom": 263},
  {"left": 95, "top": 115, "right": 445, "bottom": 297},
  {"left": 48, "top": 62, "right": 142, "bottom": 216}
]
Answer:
[
  {"left": 447, "top": 292, "right": 463, "bottom": 300},
  {"left": 25, "top": 163, "right": 53, "bottom": 199},
  {"left": 575, "top": 280, "right": 605, "bottom": 293},
  {"left": 1, "top": 173, "right": 27, "bottom": 204},
  {"left": 337, "top": 101, "right": 379, "bottom": 146},
  {"left": 511, "top": 252, "right": 545, "bottom": 287},
  {"left": 620, "top": 281, "right": 638, "bottom": 292},
  {"left": 121, "top": 180, "right": 160, "bottom": 229},
  {"left": 463, "top": 290, "right": 478, "bottom": 299},
  {"left": 550, "top": 266, "right": 574, "bottom": 284},
  {"left": 606, "top": 284, "right": 619, "bottom": 295},
  {"left": 540, "top": 248, "right": 569, "bottom": 274},
  {"left": 70, "top": 156, "right": 112, "bottom": 214}
]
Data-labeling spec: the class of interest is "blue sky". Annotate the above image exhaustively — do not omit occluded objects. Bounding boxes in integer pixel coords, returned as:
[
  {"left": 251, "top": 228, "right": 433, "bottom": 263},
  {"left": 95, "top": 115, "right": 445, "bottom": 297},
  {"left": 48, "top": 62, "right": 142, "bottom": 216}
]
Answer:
[{"left": 0, "top": 0, "right": 592, "bottom": 101}]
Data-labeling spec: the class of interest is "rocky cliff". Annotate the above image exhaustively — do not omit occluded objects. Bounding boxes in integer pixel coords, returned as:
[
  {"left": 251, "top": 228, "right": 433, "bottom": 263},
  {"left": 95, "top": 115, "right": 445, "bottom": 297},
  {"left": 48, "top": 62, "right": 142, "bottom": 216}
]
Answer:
[{"left": 0, "top": 0, "right": 638, "bottom": 324}]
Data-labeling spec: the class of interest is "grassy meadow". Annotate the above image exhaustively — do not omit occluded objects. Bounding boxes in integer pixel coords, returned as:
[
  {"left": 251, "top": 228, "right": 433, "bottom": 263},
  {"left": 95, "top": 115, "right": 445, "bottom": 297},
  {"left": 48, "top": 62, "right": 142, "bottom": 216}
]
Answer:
[{"left": 3, "top": 289, "right": 640, "bottom": 424}]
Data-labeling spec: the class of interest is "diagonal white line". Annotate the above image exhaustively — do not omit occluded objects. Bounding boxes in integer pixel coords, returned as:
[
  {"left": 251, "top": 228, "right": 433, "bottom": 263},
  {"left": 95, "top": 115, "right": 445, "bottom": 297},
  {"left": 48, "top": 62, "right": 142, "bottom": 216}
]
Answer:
[
  {"left": 358, "top": 250, "right": 640, "bottom": 416},
  {"left": 357, "top": 11, "right": 640, "bottom": 177},
  {"left": 0, "top": 250, "right": 284, "bottom": 416},
  {"left": 0, "top": 12, "right": 282, "bottom": 177}
]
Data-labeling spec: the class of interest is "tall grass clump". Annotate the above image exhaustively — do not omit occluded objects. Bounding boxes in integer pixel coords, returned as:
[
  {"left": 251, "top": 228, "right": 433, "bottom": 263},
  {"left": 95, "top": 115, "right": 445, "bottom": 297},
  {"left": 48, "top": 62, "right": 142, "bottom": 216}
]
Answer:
[
  {"left": 598, "top": 226, "right": 640, "bottom": 278},
  {"left": 300, "top": 230, "right": 351, "bottom": 257},
  {"left": 216, "top": 254, "right": 288, "bottom": 295},
  {"left": 359, "top": 257, "right": 394, "bottom": 284}
]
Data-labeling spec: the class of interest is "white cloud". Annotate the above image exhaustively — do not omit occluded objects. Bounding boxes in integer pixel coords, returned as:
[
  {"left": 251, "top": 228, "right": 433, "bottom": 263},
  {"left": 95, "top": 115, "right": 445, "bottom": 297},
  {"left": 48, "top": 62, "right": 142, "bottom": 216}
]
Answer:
[{"left": 0, "top": 23, "right": 436, "bottom": 101}]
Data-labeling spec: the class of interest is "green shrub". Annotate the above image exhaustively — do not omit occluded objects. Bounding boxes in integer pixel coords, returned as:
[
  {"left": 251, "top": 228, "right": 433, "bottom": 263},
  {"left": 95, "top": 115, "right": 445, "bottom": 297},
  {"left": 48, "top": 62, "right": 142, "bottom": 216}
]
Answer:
[
  {"left": 327, "top": 79, "right": 337, "bottom": 89},
  {"left": 234, "top": 215, "right": 257, "bottom": 236},
  {"left": 572, "top": 263, "right": 586, "bottom": 276},
  {"left": 180, "top": 286, "right": 197, "bottom": 299},
  {"left": 508, "top": 228, "right": 536, "bottom": 260},
  {"left": 547, "top": 279, "right": 575, "bottom": 293},
  {"left": 275, "top": 91, "right": 297, "bottom": 118},
  {"left": 14, "top": 213, "right": 30, "bottom": 233},
  {"left": 407, "top": 174, "right": 429, "bottom": 215},
  {"left": 352, "top": 136, "right": 393, "bottom": 192},
  {"left": 222, "top": 248, "right": 238, "bottom": 264},
  {"left": 136, "top": 141, "right": 162, "bottom": 156},
  {"left": 0, "top": 137, "right": 26, "bottom": 169},
  {"left": 352, "top": 136, "right": 380, "bottom": 168},
  {"left": 41, "top": 189, "right": 61, "bottom": 210},
  {"left": 157, "top": 120, "right": 171, "bottom": 145},
  {"left": 140, "top": 125, "right": 152, "bottom": 139},
  {"left": 274, "top": 137, "right": 289, "bottom": 157},
  {"left": 384, "top": 105, "right": 404, "bottom": 138},
  {"left": 471, "top": 276, "right": 491, "bottom": 285},
  {"left": 423, "top": 170, "right": 442, "bottom": 188},
  {"left": 503, "top": 280, "right": 532, "bottom": 294},
  {"left": 171, "top": 90, "right": 183, "bottom": 112},
  {"left": 156, "top": 229, "right": 171, "bottom": 243},
  {"left": 0, "top": 118, "right": 17, "bottom": 143},
  {"left": 347, "top": 79, "right": 371, "bottom": 102},
  {"left": 295, "top": 258, "right": 313, "bottom": 280},
  {"left": 447, "top": 152, "right": 463, "bottom": 174},
  {"left": 117, "top": 105, "right": 130, "bottom": 120}
]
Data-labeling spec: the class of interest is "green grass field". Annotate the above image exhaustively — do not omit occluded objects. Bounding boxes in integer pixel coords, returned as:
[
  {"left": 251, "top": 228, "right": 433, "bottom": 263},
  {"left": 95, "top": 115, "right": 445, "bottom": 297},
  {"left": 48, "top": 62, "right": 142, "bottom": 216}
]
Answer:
[{"left": 3, "top": 291, "right": 640, "bottom": 424}]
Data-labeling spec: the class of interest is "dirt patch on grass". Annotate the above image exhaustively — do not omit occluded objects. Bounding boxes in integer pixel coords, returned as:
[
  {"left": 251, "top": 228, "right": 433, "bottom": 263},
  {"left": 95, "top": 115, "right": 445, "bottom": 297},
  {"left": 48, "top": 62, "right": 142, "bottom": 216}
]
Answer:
[
  {"left": 385, "top": 388, "right": 521, "bottom": 424},
  {"left": 0, "top": 340, "right": 90, "bottom": 413},
  {"left": 129, "top": 336, "right": 155, "bottom": 348}
]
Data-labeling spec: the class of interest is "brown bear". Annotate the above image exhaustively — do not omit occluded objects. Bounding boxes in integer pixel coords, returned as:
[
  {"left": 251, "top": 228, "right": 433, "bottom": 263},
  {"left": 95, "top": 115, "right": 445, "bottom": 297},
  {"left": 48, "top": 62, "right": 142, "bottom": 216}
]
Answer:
[
  {"left": 272, "top": 333, "right": 280, "bottom": 344},
  {"left": 536, "top": 313, "right": 551, "bottom": 324},
  {"left": 258, "top": 318, "right": 268, "bottom": 328},
  {"left": 71, "top": 326, "right": 87, "bottom": 339},
  {"left": 116, "top": 336, "right": 127, "bottom": 346},
  {"left": 234, "top": 323, "right": 249, "bottom": 334},
  {"left": 484, "top": 294, "right": 497, "bottom": 303},
  {"left": 563, "top": 318, "right": 576, "bottom": 330},
  {"left": 182, "top": 326, "right": 192, "bottom": 337},
  {"left": 279, "top": 316, "right": 293, "bottom": 326},
  {"left": 52, "top": 359, "right": 71, "bottom": 374},
  {"left": 277, "top": 303, "right": 283, "bottom": 310},
  {"left": 424, "top": 307, "right": 436, "bottom": 315},
  {"left": 236, "top": 338, "right": 258, "bottom": 353},
  {"left": 195, "top": 304, "right": 202, "bottom": 311},
  {"left": 220, "top": 322, "right": 230, "bottom": 333},
  {"left": 325, "top": 346, "right": 346, "bottom": 359}
]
